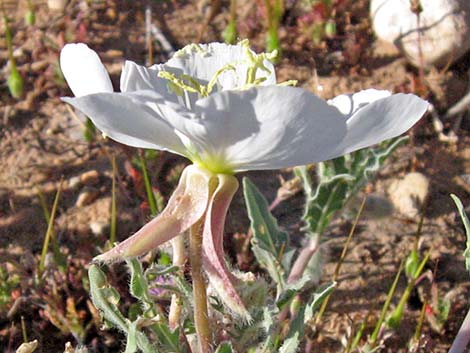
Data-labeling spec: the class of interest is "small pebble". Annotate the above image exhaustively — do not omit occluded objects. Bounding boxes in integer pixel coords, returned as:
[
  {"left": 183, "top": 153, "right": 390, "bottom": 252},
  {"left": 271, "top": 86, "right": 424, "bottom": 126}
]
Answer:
[
  {"left": 68, "top": 176, "right": 81, "bottom": 189},
  {"left": 76, "top": 187, "right": 100, "bottom": 207},
  {"left": 47, "top": 0, "right": 67, "bottom": 11},
  {"left": 388, "top": 172, "right": 430, "bottom": 219},
  {"left": 80, "top": 170, "right": 100, "bottom": 186},
  {"left": 89, "top": 221, "right": 108, "bottom": 236},
  {"left": 12, "top": 48, "right": 25, "bottom": 59}
]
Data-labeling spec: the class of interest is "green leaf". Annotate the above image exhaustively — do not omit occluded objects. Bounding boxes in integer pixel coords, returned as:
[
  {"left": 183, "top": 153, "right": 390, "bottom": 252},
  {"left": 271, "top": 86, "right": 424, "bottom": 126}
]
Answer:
[
  {"left": 215, "top": 342, "right": 235, "bottom": 353},
  {"left": 297, "top": 137, "right": 406, "bottom": 238},
  {"left": 451, "top": 194, "right": 470, "bottom": 271},
  {"left": 154, "top": 323, "right": 182, "bottom": 353},
  {"left": 303, "top": 282, "right": 336, "bottom": 323},
  {"left": 128, "top": 259, "right": 147, "bottom": 299},
  {"left": 296, "top": 164, "right": 352, "bottom": 236},
  {"left": 88, "top": 265, "right": 127, "bottom": 331},
  {"left": 278, "top": 305, "right": 305, "bottom": 353},
  {"left": 125, "top": 321, "right": 138, "bottom": 353},
  {"left": 276, "top": 274, "right": 313, "bottom": 309},
  {"left": 243, "top": 177, "right": 291, "bottom": 294}
]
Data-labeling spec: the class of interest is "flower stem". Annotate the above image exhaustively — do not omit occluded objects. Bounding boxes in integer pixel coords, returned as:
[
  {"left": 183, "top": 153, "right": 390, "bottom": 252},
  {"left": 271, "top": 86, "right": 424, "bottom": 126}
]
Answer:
[
  {"left": 189, "top": 219, "right": 212, "bottom": 353},
  {"left": 169, "top": 234, "right": 185, "bottom": 330}
]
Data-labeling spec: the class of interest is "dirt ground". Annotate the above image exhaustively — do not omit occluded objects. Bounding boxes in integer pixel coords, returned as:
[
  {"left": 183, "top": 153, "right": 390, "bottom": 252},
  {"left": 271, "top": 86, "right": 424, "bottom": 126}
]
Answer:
[{"left": 0, "top": 1, "right": 469, "bottom": 352}]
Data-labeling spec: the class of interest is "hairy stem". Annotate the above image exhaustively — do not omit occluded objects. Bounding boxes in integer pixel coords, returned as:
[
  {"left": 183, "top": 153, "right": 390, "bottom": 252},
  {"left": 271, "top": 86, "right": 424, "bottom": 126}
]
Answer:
[
  {"left": 169, "top": 234, "right": 185, "bottom": 329},
  {"left": 190, "top": 219, "right": 212, "bottom": 353},
  {"left": 287, "top": 236, "right": 320, "bottom": 284}
]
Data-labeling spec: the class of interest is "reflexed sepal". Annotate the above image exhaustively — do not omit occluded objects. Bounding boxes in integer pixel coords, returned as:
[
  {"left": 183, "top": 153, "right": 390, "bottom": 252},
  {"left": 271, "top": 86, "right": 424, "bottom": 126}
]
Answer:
[
  {"left": 202, "top": 173, "right": 252, "bottom": 320},
  {"left": 94, "top": 165, "right": 213, "bottom": 262}
]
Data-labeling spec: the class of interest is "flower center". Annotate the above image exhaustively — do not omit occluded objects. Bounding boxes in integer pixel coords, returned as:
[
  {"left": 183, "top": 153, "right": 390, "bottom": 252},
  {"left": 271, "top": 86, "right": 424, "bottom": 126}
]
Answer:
[
  {"left": 156, "top": 41, "right": 297, "bottom": 174},
  {"left": 157, "top": 40, "right": 289, "bottom": 102}
]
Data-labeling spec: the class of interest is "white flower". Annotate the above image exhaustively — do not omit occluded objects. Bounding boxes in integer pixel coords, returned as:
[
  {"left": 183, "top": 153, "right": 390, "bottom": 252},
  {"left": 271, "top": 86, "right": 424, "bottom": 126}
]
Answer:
[
  {"left": 60, "top": 41, "right": 428, "bottom": 318},
  {"left": 60, "top": 42, "right": 428, "bottom": 174}
]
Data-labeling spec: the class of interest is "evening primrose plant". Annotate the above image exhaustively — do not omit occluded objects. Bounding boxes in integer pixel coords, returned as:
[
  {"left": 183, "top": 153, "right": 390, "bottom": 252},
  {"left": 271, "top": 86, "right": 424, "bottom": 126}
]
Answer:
[{"left": 60, "top": 40, "right": 428, "bottom": 352}]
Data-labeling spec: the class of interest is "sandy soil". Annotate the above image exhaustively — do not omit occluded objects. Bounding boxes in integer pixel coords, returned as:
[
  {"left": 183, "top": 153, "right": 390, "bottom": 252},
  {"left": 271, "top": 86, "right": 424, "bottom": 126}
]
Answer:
[{"left": 0, "top": 1, "right": 469, "bottom": 352}]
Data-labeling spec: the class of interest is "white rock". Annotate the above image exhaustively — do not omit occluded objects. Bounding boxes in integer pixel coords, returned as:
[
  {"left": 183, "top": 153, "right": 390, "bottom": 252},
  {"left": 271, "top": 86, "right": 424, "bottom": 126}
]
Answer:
[
  {"left": 47, "top": 0, "right": 67, "bottom": 11},
  {"left": 75, "top": 187, "right": 100, "bottom": 207},
  {"left": 89, "top": 221, "right": 108, "bottom": 236},
  {"left": 80, "top": 170, "right": 100, "bottom": 186},
  {"left": 68, "top": 176, "right": 81, "bottom": 189},
  {"left": 388, "top": 172, "right": 430, "bottom": 218},
  {"left": 370, "top": 0, "right": 470, "bottom": 67}
]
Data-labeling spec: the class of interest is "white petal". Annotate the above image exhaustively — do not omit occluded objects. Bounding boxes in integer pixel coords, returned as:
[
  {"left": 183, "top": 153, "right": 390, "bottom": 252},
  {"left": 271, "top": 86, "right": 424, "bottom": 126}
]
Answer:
[
  {"left": 62, "top": 91, "right": 189, "bottom": 155},
  {"left": 328, "top": 89, "right": 391, "bottom": 116},
  {"left": 332, "top": 93, "right": 428, "bottom": 155},
  {"left": 120, "top": 61, "right": 179, "bottom": 102},
  {"left": 175, "top": 86, "right": 347, "bottom": 172},
  {"left": 60, "top": 43, "right": 113, "bottom": 97},
  {"left": 164, "top": 42, "right": 276, "bottom": 91}
]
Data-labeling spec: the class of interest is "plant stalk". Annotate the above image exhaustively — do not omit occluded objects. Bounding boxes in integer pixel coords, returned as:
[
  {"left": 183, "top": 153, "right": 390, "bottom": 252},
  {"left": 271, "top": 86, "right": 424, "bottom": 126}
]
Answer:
[
  {"left": 287, "top": 235, "right": 320, "bottom": 284},
  {"left": 109, "top": 154, "right": 117, "bottom": 246},
  {"left": 190, "top": 219, "right": 212, "bottom": 353},
  {"left": 169, "top": 234, "right": 185, "bottom": 330},
  {"left": 316, "top": 196, "right": 366, "bottom": 324},
  {"left": 38, "top": 178, "right": 64, "bottom": 277}
]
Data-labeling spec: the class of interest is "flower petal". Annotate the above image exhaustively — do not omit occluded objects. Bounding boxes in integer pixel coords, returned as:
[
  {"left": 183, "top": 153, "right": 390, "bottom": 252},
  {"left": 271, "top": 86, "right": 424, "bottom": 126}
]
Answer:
[
  {"left": 331, "top": 93, "right": 428, "bottom": 155},
  {"left": 164, "top": 42, "right": 276, "bottom": 91},
  {"left": 62, "top": 91, "right": 189, "bottom": 155},
  {"left": 120, "top": 61, "right": 179, "bottom": 103},
  {"left": 328, "top": 89, "right": 391, "bottom": 116},
  {"left": 179, "top": 86, "right": 347, "bottom": 172},
  {"left": 60, "top": 43, "right": 113, "bottom": 97},
  {"left": 202, "top": 174, "right": 251, "bottom": 319},
  {"left": 95, "top": 165, "right": 212, "bottom": 262}
]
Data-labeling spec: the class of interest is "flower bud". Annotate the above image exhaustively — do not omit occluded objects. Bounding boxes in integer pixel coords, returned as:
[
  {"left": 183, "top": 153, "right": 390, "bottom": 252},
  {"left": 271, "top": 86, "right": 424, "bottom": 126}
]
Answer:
[
  {"left": 25, "top": 10, "right": 36, "bottom": 26},
  {"left": 325, "top": 19, "right": 337, "bottom": 38},
  {"left": 8, "top": 68, "right": 24, "bottom": 99}
]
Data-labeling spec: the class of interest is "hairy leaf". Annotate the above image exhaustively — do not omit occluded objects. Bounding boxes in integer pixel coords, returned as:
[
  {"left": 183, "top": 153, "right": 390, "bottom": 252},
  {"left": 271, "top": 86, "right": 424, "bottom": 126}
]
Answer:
[{"left": 243, "top": 177, "right": 292, "bottom": 294}]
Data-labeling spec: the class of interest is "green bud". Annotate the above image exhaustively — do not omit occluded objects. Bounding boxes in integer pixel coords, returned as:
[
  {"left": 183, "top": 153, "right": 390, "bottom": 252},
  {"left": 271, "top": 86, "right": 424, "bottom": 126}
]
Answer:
[
  {"left": 223, "top": 21, "right": 237, "bottom": 45},
  {"left": 83, "top": 118, "right": 96, "bottom": 142},
  {"left": 325, "top": 20, "right": 336, "bottom": 38},
  {"left": 8, "top": 68, "right": 24, "bottom": 99},
  {"left": 387, "top": 304, "right": 404, "bottom": 329},
  {"left": 25, "top": 10, "right": 36, "bottom": 26},
  {"left": 289, "top": 295, "right": 302, "bottom": 315},
  {"left": 405, "top": 249, "right": 420, "bottom": 279}
]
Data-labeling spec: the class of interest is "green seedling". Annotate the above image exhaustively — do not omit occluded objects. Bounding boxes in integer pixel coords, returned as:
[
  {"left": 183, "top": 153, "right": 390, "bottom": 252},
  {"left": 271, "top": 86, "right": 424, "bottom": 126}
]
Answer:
[
  {"left": 223, "top": 0, "right": 238, "bottom": 44},
  {"left": 264, "top": 0, "right": 283, "bottom": 56},
  {"left": 38, "top": 179, "right": 64, "bottom": 278},
  {"left": 2, "top": 6, "right": 24, "bottom": 99},
  {"left": 366, "top": 260, "right": 405, "bottom": 350},
  {"left": 0, "top": 265, "right": 20, "bottom": 311},
  {"left": 387, "top": 251, "right": 430, "bottom": 329},
  {"left": 25, "top": 0, "right": 35, "bottom": 25}
]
